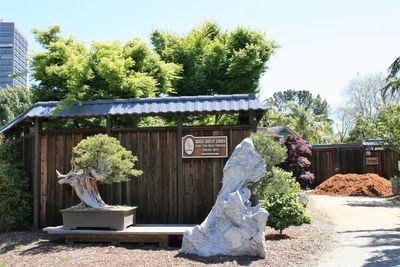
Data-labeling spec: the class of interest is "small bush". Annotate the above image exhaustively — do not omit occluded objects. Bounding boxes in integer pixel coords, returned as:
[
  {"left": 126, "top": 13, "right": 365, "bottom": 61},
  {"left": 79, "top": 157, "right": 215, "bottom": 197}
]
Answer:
[
  {"left": 259, "top": 167, "right": 301, "bottom": 199},
  {"left": 73, "top": 134, "right": 143, "bottom": 184},
  {"left": 0, "top": 136, "right": 31, "bottom": 231},
  {"left": 251, "top": 132, "right": 287, "bottom": 168},
  {"left": 251, "top": 132, "right": 289, "bottom": 198},
  {"left": 262, "top": 193, "right": 311, "bottom": 235},
  {"left": 252, "top": 133, "right": 311, "bottom": 235}
]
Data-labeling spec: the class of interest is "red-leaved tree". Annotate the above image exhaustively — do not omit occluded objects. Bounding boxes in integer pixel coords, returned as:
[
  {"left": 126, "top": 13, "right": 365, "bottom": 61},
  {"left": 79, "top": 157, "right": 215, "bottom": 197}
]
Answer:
[{"left": 282, "top": 134, "right": 315, "bottom": 188}]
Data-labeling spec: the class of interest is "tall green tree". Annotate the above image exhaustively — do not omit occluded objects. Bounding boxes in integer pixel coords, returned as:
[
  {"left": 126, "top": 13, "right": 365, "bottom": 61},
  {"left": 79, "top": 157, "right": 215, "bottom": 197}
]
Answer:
[
  {"left": 262, "top": 90, "right": 334, "bottom": 144},
  {"left": 151, "top": 21, "right": 277, "bottom": 96},
  {"left": 347, "top": 104, "right": 400, "bottom": 150},
  {"left": 383, "top": 56, "right": 400, "bottom": 95},
  {"left": 265, "top": 90, "right": 328, "bottom": 116},
  {"left": 31, "top": 26, "right": 182, "bottom": 106},
  {"left": 375, "top": 104, "right": 400, "bottom": 151},
  {"left": 340, "top": 73, "right": 400, "bottom": 142},
  {"left": 0, "top": 87, "right": 32, "bottom": 126},
  {"left": 286, "top": 102, "right": 334, "bottom": 144}
]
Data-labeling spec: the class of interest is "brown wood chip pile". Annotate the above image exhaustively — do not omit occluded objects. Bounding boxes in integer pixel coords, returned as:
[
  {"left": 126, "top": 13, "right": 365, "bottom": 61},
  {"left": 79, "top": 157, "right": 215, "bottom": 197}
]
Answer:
[{"left": 313, "top": 173, "right": 392, "bottom": 197}]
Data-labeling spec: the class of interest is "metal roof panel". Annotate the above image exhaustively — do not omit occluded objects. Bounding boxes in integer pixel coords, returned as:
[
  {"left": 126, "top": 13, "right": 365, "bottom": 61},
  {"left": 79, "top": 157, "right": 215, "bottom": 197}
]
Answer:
[{"left": 0, "top": 94, "right": 266, "bottom": 133}]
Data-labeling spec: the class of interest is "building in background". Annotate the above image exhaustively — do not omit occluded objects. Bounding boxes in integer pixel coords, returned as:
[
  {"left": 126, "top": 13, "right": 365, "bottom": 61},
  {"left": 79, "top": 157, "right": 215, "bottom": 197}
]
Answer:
[
  {"left": 0, "top": 20, "right": 28, "bottom": 88},
  {"left": 258, "top": 125, "right": 295, "bottom": 142}
]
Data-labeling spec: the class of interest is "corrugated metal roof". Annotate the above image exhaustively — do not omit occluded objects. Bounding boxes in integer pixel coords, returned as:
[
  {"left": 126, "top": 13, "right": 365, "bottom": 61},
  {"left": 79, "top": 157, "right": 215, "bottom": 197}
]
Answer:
[{"left": 0, "top": 94, "right": 266, "bottom": 133}]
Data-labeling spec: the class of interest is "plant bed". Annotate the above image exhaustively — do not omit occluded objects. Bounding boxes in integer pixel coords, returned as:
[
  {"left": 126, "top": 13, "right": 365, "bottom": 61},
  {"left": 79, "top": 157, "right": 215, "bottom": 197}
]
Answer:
[{"left": 60, "top": 206, "right": 137, "bottom": 231}]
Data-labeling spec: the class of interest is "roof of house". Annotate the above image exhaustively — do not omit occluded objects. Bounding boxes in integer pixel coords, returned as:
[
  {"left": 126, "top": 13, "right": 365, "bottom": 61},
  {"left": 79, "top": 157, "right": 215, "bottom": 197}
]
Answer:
[
  {"left": 258, "top": 125, "right": 295, "bottom": 137},
  {"left": 0, "top": 94, "right": 266, "bottom": 133}
]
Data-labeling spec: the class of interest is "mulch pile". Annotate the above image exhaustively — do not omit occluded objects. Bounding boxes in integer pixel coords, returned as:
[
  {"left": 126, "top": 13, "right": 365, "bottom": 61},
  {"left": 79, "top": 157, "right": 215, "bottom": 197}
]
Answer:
[{"left": 313, "top": 173, "right": 392, "bottom": 197}]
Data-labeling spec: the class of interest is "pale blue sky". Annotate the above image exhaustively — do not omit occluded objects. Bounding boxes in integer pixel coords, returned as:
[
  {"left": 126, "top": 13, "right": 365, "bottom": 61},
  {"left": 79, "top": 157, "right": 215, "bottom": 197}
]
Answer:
[{"left": 3, "top": 0, "right": 400, "bottom": 108}]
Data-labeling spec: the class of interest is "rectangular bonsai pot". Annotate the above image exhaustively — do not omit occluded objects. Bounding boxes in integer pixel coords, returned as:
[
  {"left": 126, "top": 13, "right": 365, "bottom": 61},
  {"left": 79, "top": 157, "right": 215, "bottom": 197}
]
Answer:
[{"left": 60, "top": 206, "right": 137, "bottom": 230}]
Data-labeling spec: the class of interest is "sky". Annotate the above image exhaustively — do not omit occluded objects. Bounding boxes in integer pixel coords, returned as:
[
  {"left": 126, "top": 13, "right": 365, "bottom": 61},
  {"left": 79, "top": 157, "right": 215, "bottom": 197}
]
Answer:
[{"left": 2, "top": 0, "right": 400, "bottom": 109}]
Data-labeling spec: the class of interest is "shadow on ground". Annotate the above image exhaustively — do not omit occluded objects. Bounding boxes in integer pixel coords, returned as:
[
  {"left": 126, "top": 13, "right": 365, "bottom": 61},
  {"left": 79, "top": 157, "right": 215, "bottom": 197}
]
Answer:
[
  {"left": 174, "top": 252, "right": 261, "bottom": 266},
  {"left": 0, "top": 231, "right": 42, "bottom": 255},
  {"left": 345, "top": 196, "right": 400, "bottom": 209},
  {"left": 265, "top": 233, "right": 292, "bottom": 240},
  {"left": 337, "top": 227, "right": 400, "bottom": 267}
]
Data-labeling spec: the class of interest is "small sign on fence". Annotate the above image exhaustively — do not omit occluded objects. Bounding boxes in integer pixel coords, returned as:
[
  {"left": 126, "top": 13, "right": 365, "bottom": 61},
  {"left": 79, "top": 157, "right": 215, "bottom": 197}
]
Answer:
[
  {"left": 366, "top": 157, "right": 379, "bottom": 166},
  {"left": 182, "top": 135, "right": 228, "bottom": 158}
]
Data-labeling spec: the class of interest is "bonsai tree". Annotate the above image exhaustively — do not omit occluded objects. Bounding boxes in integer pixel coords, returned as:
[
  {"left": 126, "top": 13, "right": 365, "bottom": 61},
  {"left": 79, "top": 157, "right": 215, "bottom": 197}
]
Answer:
[
  {"left": 56, "top": 134, "right": 142, "bottom": 209},
  {"left": 282, "top": 134, "right": 315, "bottom": 189}
]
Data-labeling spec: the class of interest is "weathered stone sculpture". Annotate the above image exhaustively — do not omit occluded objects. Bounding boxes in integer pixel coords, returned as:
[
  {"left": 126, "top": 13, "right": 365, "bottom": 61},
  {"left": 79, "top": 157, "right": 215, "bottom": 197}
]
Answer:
[{"left": 181, "top": 138, "right": 268, "bottom": 258}]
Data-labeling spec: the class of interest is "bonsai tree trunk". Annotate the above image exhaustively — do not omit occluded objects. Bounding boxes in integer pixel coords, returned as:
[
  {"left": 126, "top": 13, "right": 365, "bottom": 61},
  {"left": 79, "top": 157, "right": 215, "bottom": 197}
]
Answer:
[{"left": 56, "top": 170, "right": 106, "bottom": 209}]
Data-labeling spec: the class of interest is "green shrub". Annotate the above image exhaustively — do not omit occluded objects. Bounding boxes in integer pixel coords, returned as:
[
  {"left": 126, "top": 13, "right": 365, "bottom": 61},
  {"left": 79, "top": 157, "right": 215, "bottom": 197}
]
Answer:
[
  {"left": 259, "top": 167, "right": 301, "bottom": 198},
  {"left": 251, "top": 132, "right": 292, "bottom": 197},
  {"left": 262, "top": 193, "right": 311, "bottom": 235},
  {"left": 0, "top": 136, "right": 31, "bottom": 231},
  {"left": 73, "top": 134, "right": 143, "bottom": 184},
  {"left": 251, "top": 132, "right": 287, "bottom": 168},
  {"left": 251, "top": 133, "right": 311, "bottom": 235}
]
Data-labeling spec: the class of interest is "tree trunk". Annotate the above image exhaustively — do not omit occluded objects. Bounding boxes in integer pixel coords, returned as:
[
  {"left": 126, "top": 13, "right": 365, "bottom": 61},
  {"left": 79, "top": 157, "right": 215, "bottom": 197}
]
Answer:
[{"left": 57, "top": 170, "right": 106, "bottom": 209}]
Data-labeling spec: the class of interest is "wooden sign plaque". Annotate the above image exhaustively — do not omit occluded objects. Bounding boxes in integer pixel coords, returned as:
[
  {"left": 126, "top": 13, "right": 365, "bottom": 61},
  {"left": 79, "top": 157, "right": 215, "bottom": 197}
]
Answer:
[
  {"left": 182, "top": 135, "right": 228, "bottom": 158},
  {"left": 366, "top": 157, "right": 379, "bottom": 166}
]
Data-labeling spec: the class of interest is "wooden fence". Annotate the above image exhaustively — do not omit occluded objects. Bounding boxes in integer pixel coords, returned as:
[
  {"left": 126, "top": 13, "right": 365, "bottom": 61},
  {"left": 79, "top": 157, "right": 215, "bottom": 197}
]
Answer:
[
  {"left": 311, "top": 144, "right": 400, "bottom": 186},
  {"left": 22, "top": 126, "right": 250, "bottom": 227},
  {"left": 20, "top": 126, "right": 400, "bottom": 227}
]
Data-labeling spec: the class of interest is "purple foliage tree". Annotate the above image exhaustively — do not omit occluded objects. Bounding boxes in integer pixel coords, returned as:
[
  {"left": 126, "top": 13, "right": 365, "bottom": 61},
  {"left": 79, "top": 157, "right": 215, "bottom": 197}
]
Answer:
[{"left": 282, "top": 134, "right": 315, "bottom": 188}]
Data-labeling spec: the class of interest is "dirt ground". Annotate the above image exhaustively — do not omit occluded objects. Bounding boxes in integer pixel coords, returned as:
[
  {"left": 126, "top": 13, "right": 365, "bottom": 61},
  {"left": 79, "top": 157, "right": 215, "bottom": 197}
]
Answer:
[
  {"left": 3, "top": 195, "right": 397, "bottom": 266},
  {"left": 310, "top": 195, "right": 400, "bottom": 267},
  {"left": 0, "top": 202, "right": 334, "bottom": 267}
]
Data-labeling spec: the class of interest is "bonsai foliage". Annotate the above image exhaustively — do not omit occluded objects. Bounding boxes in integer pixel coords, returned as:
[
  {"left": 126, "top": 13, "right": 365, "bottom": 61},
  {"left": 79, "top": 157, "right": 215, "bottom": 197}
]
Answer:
[
  {"left": 0, "top": 135, "right": 31, "bottom": 231},
  {"left": 261, "top": 193, "right": 311, "bottom": 235},
  {"left": 283, "top": 134, "right": 315, "bottom": 188},
  {"left": 73, "top": 134, "right": 143, "bottom": 184}
]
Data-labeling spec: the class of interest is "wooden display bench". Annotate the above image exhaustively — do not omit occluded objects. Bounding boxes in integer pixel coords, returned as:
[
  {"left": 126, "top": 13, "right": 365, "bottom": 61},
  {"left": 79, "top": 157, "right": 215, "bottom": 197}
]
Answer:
[{"left": 43, "top": 224, "right": 193, "bottom": 247}]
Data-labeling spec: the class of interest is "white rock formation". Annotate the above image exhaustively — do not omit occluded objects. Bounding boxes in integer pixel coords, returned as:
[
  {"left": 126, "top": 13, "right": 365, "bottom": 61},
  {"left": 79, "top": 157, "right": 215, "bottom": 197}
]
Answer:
[
  {"left": 180, "top": 138, "right": 268, "bottom": 258},
  {"left": 297, "top": 191, "right": 309, "bottom": 207}
]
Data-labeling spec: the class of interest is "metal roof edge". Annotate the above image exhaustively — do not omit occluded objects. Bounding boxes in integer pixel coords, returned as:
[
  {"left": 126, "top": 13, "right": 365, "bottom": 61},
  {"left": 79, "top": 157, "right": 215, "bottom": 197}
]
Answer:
[
  {"left": 0, "top": 104, "right": 35, "bottom": 133},
  {"left": 34, "top": 94, "right": 256, "bottom": 106},
  {"left": 0, "top": 94, "right": 264, "bottom": 134}
]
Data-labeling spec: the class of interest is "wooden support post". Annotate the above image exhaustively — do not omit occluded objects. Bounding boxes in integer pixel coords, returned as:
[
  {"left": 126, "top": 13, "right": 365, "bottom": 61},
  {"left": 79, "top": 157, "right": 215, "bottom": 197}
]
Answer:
[
  {"left": 106, "top": 116, "right": 112, "bottom": 135},
  {"left": 33, "top": 118, "right": 41, "bottom": 230},
  {"left": 249, "top": 112, "right": 257, "bottom": 132},
  {"left": 176, "top": 115, "right": 184, "bottom": 224},
  {"left": 106, "top": 116, "right": 113, "bottom": 203}
]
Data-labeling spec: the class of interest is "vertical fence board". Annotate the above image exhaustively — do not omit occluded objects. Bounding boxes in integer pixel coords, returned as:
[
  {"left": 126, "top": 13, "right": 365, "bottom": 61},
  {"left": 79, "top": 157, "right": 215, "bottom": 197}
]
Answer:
[{"left": 40, "top": 135, "right": 47, "bottom": 227}]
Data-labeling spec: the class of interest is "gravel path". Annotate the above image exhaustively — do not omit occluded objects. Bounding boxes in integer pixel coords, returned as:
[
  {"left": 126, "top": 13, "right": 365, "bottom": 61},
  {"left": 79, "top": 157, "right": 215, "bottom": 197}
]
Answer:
[
  {"left": 310, "top": 195, "right": 400, "bottom": 267},
  {"left": 0, "top": 199, "right": 334, "bottom": 267}
]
